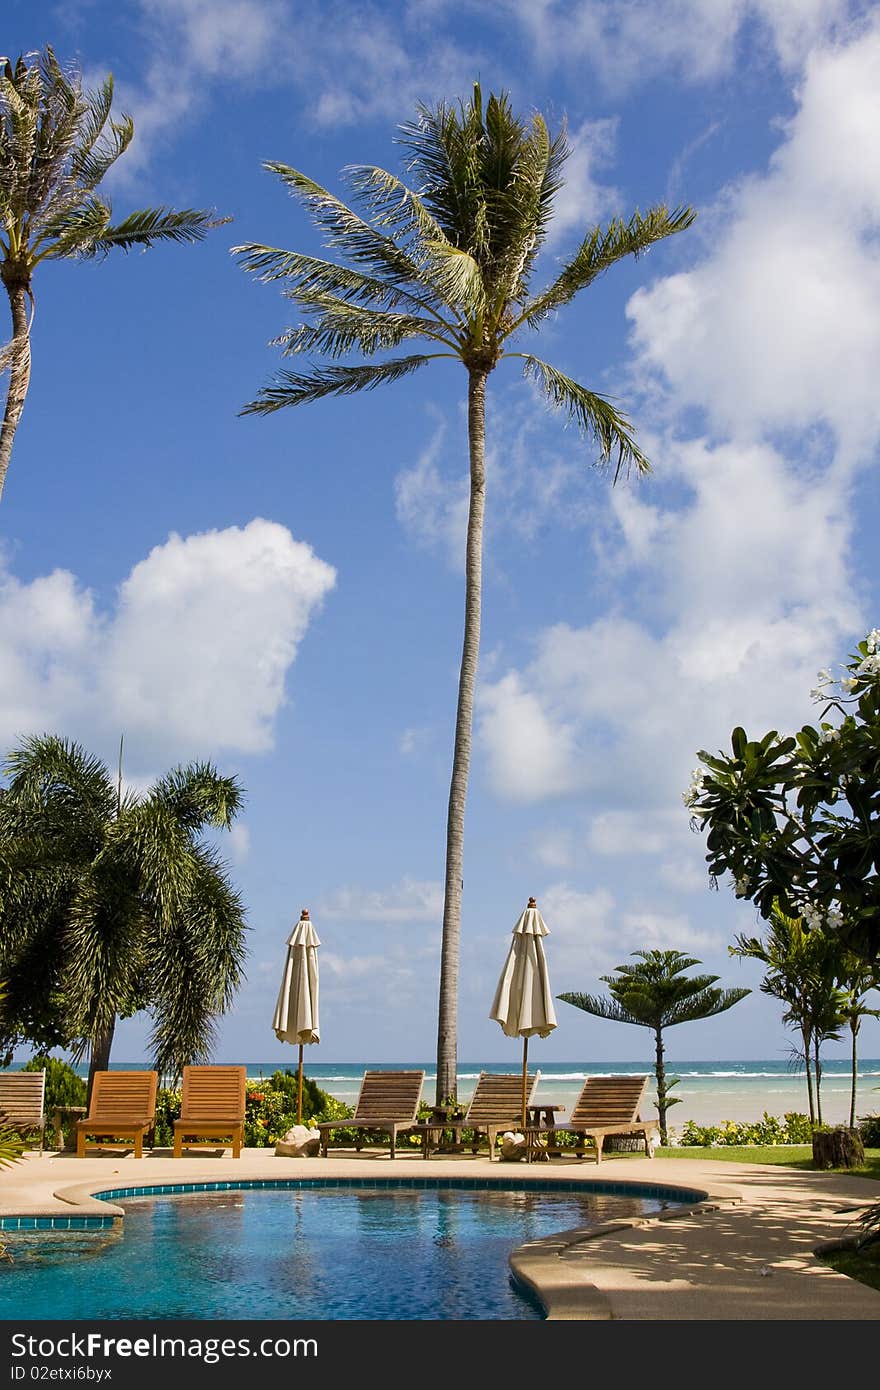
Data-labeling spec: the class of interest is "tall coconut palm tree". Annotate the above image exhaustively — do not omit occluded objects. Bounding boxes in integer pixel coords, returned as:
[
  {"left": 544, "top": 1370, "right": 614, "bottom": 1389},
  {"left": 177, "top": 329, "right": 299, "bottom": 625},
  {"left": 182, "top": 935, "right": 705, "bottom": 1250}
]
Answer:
[
  {"left": 235, "top": 85, "right": 695, "bottom": 1104},
  {"left": 0, "top": 735, "right": 248, "bottom": 1097},
  {"left": 559, "top": 949, "right": 749, "bottom": 1144},
  {"left": 0, "top": 46, "right": 225, "bottom": 502}
]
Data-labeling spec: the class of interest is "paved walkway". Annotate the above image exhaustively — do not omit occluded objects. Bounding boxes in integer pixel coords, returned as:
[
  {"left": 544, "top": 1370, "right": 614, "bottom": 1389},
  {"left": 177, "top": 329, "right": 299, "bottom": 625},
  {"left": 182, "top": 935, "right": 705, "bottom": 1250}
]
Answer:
[{"left": 1, "top": 1148, "right": 878, "bottom": 1320}]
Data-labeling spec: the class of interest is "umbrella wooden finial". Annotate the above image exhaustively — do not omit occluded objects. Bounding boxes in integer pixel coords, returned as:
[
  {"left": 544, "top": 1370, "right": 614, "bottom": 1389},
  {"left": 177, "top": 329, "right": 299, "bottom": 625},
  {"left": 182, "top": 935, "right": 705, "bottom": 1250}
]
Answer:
[
  {"left": 527, "top": 896, "right": 537, "bottom": 908},
  {"left": 301, "top": 908, "right": 310, "bottom": 918}
]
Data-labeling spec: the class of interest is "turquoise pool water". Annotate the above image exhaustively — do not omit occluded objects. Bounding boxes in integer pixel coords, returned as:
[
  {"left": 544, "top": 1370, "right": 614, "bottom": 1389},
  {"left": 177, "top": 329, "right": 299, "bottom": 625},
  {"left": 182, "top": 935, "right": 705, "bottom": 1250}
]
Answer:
[{"left": 0, "top": 1180, "right": 690, "bottom": 1320}]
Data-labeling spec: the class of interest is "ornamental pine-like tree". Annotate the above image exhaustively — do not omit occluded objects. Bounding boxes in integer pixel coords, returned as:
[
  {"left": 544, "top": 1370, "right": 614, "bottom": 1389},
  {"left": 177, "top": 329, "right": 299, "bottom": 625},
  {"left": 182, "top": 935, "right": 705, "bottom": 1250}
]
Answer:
[
  {"left": 235, "top": 86, "right": 695, "bottom": 1105},
  {"left": 0, "top": 46, "right": 225, "bottom": 502},
  {"left": 559, "top": 949, "right": 749, "bottom": 1143}
]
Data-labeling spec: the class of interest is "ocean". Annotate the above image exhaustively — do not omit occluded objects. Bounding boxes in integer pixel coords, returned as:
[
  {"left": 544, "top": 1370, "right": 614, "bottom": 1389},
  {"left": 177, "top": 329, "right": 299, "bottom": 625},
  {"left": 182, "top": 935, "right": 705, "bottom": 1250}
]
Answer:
[{"left": 61, "top": 1058, "right": 880, "bottom": 1131}]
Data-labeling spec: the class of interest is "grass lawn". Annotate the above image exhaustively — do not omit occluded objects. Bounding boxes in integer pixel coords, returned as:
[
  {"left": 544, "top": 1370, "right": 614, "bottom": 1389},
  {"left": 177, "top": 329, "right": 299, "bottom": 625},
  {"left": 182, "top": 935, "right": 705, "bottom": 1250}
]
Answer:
[
  {"left": 818, "top": 1242, "right": 880, "bottom": 1293},
  {"left": 656, "top": 1145, "right": 880, "bottom": 1179}
]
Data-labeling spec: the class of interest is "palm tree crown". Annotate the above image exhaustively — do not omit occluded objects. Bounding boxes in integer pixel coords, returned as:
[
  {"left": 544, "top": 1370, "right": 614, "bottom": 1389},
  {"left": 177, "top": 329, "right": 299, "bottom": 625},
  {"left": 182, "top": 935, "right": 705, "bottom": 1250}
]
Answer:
[
  {"left": 236, "top": 85, "right": 696, "bottom": 1105},
  {"left": 0, "top": 734, "right": 248, "bottom": 1083},
  {"left": 0, "top": 45, "right": 225, "bottom": 500}
]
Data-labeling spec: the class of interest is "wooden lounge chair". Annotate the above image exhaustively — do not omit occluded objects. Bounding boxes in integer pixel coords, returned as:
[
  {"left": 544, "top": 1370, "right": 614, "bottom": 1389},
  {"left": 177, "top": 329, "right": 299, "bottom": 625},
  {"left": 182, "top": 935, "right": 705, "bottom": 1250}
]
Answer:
[
  {"left": 415, "top": 1070, "right": 543, "bottom": 1160},
  {"left": 173, "top": 1065, "right": 246, "bottom": 1158},
  {"left": 0, "top": 1070, "right": 46, "bottom": 1151},
  {"left": 75, "top": 1070, "right": 158, "bottom": 1158},
  {"left": 524, "top": 1074, "right": 658, "bottom": 1163},
  {"left": 316, "top": 1070, "right": 425, "bottom": 1159}
]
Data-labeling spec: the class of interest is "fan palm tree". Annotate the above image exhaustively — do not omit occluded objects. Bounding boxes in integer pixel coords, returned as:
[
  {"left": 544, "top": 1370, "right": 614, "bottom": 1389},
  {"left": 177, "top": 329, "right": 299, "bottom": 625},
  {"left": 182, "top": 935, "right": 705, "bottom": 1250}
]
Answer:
[
  {"left": 559, "top": 949, "right": 749, "bottom": 1143},
  {"left": 0, "top": 735, "right": 248, "bottom": 1098},
  {"left": 235, "top": 84, "right": 695, "bottom": 1105},
  {"left": 0, "top": 46, "right": 225, "bottom": 502}
]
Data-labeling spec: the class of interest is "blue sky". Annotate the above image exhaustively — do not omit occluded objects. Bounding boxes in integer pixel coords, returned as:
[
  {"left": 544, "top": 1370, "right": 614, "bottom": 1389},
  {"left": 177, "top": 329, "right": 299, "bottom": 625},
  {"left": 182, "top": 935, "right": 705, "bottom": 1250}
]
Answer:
[{"left": 3, "top": 0, "right": 880, "bottom": 1068}]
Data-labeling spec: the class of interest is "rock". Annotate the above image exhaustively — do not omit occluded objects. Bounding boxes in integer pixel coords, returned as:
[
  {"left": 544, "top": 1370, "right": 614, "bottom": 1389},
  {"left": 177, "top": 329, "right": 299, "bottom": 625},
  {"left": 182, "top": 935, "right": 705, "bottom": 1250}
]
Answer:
[
  {"left": 498, "top": 1131, "right": 527, "bottom": 1161},
  {"left": 274, "top": 1124, "right": 320, "bottom": 1158}
]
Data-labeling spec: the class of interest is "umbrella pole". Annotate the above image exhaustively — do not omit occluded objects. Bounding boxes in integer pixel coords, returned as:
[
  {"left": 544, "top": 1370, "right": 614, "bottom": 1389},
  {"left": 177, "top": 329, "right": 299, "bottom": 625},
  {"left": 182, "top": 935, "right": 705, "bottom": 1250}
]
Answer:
[
  {"left": 297, "top": 1043, "right": 304, "bottom": 1124},
  {"left": 521, "top": 1036, "right": 529, "bottom": 1130}
]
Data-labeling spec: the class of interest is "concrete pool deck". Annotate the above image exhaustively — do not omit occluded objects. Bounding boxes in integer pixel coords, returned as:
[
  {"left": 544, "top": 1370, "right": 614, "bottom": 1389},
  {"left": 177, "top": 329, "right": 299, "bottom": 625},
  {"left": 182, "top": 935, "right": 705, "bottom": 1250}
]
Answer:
[{"left": 1, "top": 1146, "right": 878, "bottom": 1320}]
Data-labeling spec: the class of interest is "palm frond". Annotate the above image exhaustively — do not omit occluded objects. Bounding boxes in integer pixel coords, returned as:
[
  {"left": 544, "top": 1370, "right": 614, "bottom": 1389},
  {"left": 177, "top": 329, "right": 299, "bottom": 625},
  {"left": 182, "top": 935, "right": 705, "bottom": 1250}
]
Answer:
[
  {"left": 231, "top": 243, "right": 444, "bottom": 320},
  {"left": 147, "top": 763, "right": 245, "bottom": 834},
  {"left": 264, "top": 162, "right": 426, "bottom": 290},
  {"left": 520, "top": 354, "right": 650, "bottom": 479},
  {"left": 240, "top": 353, "right": 437, "bottom": 415},
  {"left": 513, "top": 204, "right": 696, "bottom": 332},
  {"left": 345, "top": 163, "right": 446, "bottom": 249},
  {"left": 68, "top": 206, "right": 226, "bottom": 259},
  {"left": 274, "top": 299, "right": 457, "bottom": 358}
]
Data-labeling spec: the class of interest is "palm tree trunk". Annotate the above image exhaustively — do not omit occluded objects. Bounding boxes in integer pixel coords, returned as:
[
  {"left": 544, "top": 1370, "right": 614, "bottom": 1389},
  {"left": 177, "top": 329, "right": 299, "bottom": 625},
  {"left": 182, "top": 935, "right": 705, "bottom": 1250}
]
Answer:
[
  {"left": 0, "top": 281, "right": 32, "bottom": 504},
  {"left": 435, "top": 369, "right": 487, "bottom": 1106},
  {"left": 86, "top": 1017, "right": 117, "bottom": 1107},
  {"left": 801, "top": 1023, "right": 815, "bottom": 1125},
  {"left": 654, "top": 1026, "right": 668, "bottom": 1145},
  {"left": 814, "top": 1033, "right": 823, "bottom": 1125},
  {"left": 850, "top": 1018, "right": 858, "bottom": 1130}
]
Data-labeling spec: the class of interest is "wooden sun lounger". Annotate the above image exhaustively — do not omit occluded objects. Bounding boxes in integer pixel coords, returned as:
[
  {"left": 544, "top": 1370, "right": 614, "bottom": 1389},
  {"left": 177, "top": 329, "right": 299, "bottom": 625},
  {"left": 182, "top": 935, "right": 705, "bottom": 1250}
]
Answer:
[
  {"left": 0, "top": 1070, "right": 46, "bottom": 1150},
  {"left": 173, "top": 1065, "right": 247, "bottom": 1158},
  {"left": 316, "top": 1070, "right": 425, "bottom": 1159},
  {"left": 413, "top": 1070, "right": 542, "bottom": 1160},
  {"left": 75, "top": 1070, "right": 158, "bottom": 1158},
  {"left": 523, "top": 1074, "right": 658, "bottom": 1163}
]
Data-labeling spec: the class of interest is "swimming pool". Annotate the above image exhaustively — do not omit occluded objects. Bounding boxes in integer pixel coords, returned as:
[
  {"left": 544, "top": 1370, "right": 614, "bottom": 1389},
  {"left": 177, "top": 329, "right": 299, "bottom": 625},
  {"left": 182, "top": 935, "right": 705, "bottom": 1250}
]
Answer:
[{"left": 0, "top": 1178, "right": 698, "bottom": 1320}]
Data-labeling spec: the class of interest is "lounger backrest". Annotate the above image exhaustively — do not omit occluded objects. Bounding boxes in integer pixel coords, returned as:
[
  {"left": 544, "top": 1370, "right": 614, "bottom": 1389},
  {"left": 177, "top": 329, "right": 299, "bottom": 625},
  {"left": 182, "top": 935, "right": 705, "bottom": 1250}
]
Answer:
[
  {"left": 352, "top": 1070, "right": 425, "bottom": 1123},
  {"left": 464, "top": 1071, "right": 539, "bottom": 1124},
  {"left": 89, "top": 1070, "right": 158, "bottom": 1123},
  {"left": 0, "top": 1071, "right": 46, "bottom": 1129},
  {"left": 180, "top": 1066, "right": 246, "bottom": 1122},
  {"left": 569, "top": 1075, "right": 649, "bottom": 1128}
]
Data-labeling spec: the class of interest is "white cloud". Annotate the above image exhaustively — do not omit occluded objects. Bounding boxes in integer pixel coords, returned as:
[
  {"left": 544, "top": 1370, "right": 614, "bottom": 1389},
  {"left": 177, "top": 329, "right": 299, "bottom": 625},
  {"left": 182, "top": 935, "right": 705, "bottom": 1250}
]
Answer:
[
  {"left": 0, "top": 519, "right": 336, "bottom": 769},
  {"left": 539, "top": 881, "right": 717, "bottom": 985},
  {"left": 498, "top": 0, "right": 860, "bottom": 86},
  {"left": 478, "top": 672, "right": 583, "bottom": 802},
  {"left": 587, "top": 809, "right": 681, "bottom": 856},
  {"left": 543, "top": 119, "right": 619, "bottom": 249},
  {"left": 106, "top": 0, "right": 290, "bottom": 181},
  {"left": 394, "top": 419, "right": 469, "bottom": 569},
  {"left": 477, "top": 432, "right": 860, "bottom": 810},
  {"left": 627, "top": 23, "right": 880, "bottom": 459},
  {"left": 318, "top": 876, "right": 443, "bottom": 923},
  {"left": 228, "top": 823, "right": 251, "bottom": 863}
]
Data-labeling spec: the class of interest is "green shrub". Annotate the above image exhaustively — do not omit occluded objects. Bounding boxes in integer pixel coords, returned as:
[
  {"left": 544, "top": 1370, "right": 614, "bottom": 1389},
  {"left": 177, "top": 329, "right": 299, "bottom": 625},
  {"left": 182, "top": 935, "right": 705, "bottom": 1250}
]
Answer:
[
  {"left": 22, "top": 1055, "right": 87, "bottom": 1148},
  {"left": 677, "top": 1112, "right": 812, "bottom": 1146},
  {"left": 858, "top": 1114, "right": 880, "bottom": 1148},
  {"left": 151, "top": 1072, "right": 351, "bottom": 1149}
]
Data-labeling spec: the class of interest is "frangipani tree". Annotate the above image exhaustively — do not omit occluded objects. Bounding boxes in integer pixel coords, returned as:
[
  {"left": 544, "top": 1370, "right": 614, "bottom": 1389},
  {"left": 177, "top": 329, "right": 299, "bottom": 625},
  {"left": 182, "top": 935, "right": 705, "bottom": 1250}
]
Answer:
[
  {"left": 0, "top": 46, "right": 224, "bottom": 501},
  {"left": 559, "top": 949, "right": 749, "bottom": 1143},
  {"left": 685, "top": 630, "right": 880, "bottom": 966},
  {"left": 236, "top": 84, "right": 695, "bottom": 1104}
]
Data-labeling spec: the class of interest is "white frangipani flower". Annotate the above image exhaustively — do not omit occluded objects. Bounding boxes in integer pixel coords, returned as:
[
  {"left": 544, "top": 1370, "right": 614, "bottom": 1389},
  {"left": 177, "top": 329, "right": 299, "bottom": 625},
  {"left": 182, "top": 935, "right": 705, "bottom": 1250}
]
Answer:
[
  {"left": 865, "top": 630, "right": 880, "bottom": 655},
  {"left": 818, "top": 726, "right": 841, "bottom": 744},
  {"left": 856, "top": 653, "right": 880, "bottom": 678},
  {"left": 682, "top": 767, "right": 705, "bottom": 808}
]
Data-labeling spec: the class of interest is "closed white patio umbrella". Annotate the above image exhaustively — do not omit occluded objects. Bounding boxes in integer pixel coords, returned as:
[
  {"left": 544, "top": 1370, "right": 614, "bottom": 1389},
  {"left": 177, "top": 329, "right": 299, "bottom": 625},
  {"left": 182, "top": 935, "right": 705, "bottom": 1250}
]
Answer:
[
  {"left": 489, "top": 897, "right": 557, "bottom": 1129},
  {"left": 272, "top": 907, "right": 320, "bottom": 1123}
]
